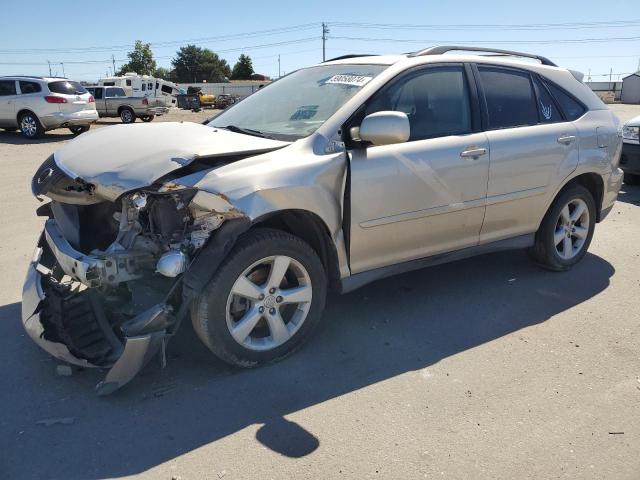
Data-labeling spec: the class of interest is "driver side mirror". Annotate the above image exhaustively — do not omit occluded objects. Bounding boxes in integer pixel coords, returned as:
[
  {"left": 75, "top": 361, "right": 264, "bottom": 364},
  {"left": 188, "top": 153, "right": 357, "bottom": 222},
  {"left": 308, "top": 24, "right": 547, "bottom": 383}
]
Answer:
[{"left": 350, "top": 111, "right": 410, "bottom": 146}]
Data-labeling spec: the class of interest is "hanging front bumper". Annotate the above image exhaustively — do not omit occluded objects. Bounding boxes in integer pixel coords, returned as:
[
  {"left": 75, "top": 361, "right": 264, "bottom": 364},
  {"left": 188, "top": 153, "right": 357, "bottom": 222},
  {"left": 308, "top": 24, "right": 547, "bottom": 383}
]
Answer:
[{"left": 21, "top": 228, "right": 173, "bottom": 395}]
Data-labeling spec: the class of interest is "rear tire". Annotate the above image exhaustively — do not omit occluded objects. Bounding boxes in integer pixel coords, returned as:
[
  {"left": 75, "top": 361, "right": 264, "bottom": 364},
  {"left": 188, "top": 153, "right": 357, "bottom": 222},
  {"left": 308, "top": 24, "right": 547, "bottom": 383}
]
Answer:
[
  {"left": 191, "top": 228, "right": 327, "bottom": 368},
  {"left": 140, "top": 115, "right": 154, "bottom": 122},
  {"left": 529, "top": 184, "right": 596, "bottom": 271},
  {"left": 69, "top": 125, "right": 90, "bottom": 135},
  {"left": 623, "top": 173, "right": 640, "bottom": 185},
  {"left": 119, "top": 108, "right": 136, "bottom": 124},
  {"left": 19, "top": 112, "right": 44, "bottom": 139}
]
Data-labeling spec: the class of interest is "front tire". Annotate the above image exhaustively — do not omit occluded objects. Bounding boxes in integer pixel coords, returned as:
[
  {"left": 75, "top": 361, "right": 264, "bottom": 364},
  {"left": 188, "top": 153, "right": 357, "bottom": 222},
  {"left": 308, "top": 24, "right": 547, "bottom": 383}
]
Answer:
[
  {"left": 19, "top": 112, "right": 44, "bottom": 139},
  {"left": 69, "top": 125, "right": 90, "bottom": 135},
  {"left": 119, "top": 108, "right": 136, "bottom": 124},
  {"left": 530, "top": 184, "right": 596, "bottom": 271},
  {"left": 191, "top": 228, "right": 327, "bottom": 368}
]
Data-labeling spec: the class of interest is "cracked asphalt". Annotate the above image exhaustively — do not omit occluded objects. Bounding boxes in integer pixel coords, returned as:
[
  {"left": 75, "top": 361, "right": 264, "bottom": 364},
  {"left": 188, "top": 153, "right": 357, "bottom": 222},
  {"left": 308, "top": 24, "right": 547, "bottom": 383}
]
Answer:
[{"left": 1, "top": 107, "right": 639, "bottom": 479}]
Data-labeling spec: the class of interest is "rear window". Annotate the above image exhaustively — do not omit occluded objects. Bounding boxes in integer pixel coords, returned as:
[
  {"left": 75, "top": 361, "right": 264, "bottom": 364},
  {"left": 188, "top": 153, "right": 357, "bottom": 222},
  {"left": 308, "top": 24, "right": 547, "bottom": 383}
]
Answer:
[
  {"left": 478, "top": 66, "right": 538, "bottom": 129},
  {"left": 0, "top": 80, "right": 17, "bottom": 96},
  {"left": 48, "top": 81, "right": 88, "bottom": 95},
  {"left": 19, "top": 81, "right": 41, "bottom": 94},
  {"left": 105, "top": 87, "right": 126, "bottom": 97},
  {"left": 544, "top": 81, "right": 586, "bottom": 121}
]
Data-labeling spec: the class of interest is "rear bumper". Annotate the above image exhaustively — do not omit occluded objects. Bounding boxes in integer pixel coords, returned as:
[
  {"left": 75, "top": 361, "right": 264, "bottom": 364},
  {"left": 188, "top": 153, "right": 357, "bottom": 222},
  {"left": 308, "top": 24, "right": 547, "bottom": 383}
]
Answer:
[
  {"left": 21, "top": 225, "right": 173, "bottom": 395},
  {"left": 40, "top": 110, "right": 99, "bottom": 129},
  {"left": 621, "top": 142, "right": 640, "bottom": 175},
  {"left": 144, "top": 107, "right": 169, "bottom": 116}
]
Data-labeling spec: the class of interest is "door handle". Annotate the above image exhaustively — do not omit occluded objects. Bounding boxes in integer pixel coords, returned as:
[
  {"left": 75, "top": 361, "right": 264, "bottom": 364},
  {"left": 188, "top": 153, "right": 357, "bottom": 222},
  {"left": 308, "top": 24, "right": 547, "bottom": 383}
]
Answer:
[
  {"left": 460, "top": 146, "right": 487, "bottom": 159},
  {"left": 557, "top": 134, "right": 576, "bottom": 145}
]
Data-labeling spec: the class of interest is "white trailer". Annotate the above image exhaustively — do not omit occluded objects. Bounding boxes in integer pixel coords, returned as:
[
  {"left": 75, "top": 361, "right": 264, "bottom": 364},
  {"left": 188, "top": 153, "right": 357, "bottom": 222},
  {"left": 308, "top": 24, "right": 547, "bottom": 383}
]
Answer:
[{"left": 98, "top": 73, "right": 182, "bottom": 107}]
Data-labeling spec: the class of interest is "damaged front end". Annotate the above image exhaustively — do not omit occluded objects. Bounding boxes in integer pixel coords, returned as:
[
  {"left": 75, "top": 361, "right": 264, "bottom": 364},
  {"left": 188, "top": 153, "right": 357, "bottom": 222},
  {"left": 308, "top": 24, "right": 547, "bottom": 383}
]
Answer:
[{"left": 23, "top": 155, "right": 248, "bottom": 395}]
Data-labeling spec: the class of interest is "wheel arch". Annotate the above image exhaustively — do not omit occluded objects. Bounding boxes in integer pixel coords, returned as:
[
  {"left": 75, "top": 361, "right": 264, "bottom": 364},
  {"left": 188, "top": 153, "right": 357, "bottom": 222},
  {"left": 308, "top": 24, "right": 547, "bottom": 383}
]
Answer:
[
  {"left": 16, "top": 108, "right": 39, "bottom": 124},
  {"left": 252, "top": 209, "right": 341, "bottom": 291},
  {"left": 541, "top": 171, "right": 605, "bottom": 228},
  {"left": 117, "top": 105, "right": 134, "bottom": 115}
]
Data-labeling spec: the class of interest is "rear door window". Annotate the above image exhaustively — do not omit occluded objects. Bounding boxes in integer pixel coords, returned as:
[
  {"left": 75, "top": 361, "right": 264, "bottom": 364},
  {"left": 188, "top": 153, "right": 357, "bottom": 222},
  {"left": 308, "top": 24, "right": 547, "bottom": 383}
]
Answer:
[
  {"left": 478, "top": 66, "right": 538, "bottom": 129},
  {"left": 48, "top": 81, "right": 88, "bottom": 95},
  {"left": 0, "top": 80, "right": 17, "bottom": 96},
  {"left": 19, "top": 81, "right": 41, "bottom": 94},
  {"left": 544, "top": 81, "right": 586, "bottom": 121}
]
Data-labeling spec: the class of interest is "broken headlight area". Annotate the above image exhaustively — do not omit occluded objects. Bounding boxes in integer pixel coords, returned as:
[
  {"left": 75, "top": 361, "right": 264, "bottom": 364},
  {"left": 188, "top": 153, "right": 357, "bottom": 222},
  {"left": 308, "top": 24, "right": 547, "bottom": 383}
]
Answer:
[{"left": 24, "top": 185, "right": 245, "bottom": 394}]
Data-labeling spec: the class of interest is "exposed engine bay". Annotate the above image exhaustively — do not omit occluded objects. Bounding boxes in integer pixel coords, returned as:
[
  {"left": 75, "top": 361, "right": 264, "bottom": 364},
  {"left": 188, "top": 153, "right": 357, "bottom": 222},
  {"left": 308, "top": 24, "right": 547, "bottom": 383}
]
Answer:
[{"left": 26, "top": 154, "right": 250, "bottom": 395}]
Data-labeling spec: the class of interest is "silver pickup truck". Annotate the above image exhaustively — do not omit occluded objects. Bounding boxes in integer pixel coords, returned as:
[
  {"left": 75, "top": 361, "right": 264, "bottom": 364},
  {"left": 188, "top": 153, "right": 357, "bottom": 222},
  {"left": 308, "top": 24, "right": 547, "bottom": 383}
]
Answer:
[{"left": 85, "top": 86, "right": 169, "bottom": 123}]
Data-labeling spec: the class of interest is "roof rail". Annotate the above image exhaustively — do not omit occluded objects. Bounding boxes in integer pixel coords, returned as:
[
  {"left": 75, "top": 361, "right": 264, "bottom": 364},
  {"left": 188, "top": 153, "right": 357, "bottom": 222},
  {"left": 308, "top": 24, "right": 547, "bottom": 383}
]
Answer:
[
  {"left": 408, "top": 46, "right": 557, "bottom": 67},
  {"left": 323, "top": 54, "right": 378, "bottom": 63}
]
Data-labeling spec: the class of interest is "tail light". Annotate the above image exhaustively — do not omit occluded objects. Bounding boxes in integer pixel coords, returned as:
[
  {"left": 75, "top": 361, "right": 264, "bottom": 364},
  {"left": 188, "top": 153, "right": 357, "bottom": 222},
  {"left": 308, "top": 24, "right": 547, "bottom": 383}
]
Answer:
[
  {"left": 142, "top": 98, "right": 148, "bottom": 105},
  {"left": 88, "top": 95, "right": 95, "bottom": 103},
  {"left": 44, "top": 96, "right": 67, "bottom": 104}
]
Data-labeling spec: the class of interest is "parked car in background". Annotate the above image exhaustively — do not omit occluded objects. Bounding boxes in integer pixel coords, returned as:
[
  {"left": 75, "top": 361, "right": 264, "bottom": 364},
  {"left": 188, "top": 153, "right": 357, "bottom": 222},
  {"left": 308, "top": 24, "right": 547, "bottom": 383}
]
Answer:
[
  {"left": 621, "top": 115, "right": 640, "bottom": 184},
  {"left": 0, "top": 76, "right": 98, "bottom": 138},
  {"left": 214, "top": 93, "right": 238, "bottom": 109},
  {"left": 23, "top": 47, "right": 622, "bottom": 394},
  {"left": 85, "top": 86, "right": 169, "bottom": 123}
]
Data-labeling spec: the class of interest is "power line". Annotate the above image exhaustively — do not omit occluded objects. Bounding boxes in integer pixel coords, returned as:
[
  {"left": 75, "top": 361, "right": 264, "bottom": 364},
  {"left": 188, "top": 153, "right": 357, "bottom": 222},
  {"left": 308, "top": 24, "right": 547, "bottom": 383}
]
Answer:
[
  {"left": 330, "top": 19, "right": 640, "bottom": 31},
  {"left": 0, "top": 23, "right": 320, "bottom": 55},
  {"left": 330, "top": 34, "right": 640, "bottom": 45}
]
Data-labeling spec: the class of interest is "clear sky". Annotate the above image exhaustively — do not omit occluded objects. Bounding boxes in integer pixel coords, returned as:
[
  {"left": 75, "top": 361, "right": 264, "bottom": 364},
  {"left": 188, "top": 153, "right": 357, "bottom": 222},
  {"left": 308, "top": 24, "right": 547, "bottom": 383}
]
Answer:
[{"left": 1, "top": 0, "right": 639, "bottom": 82}]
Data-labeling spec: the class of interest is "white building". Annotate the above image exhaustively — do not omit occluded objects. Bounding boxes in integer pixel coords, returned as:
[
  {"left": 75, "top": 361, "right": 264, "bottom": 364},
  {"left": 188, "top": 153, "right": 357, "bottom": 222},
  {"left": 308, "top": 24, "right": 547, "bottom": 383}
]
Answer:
[{"left": 621, "top": 73, "right": 640, "bottom": 104}]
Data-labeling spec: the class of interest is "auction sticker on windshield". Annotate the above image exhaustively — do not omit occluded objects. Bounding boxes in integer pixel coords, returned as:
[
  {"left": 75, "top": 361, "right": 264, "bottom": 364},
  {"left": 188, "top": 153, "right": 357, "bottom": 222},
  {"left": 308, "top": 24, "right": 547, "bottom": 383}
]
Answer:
[{"left": 325, "top": 75, "right": 373, "bottom": 87}]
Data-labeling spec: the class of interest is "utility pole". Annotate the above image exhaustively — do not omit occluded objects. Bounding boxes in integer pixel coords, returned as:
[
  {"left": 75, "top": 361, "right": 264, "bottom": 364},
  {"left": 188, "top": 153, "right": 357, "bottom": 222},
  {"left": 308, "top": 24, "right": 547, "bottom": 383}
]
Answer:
[
  {"left": 322, "top": 22, "right": 329, "bottom": 62},
  {"left": 609, "top": 67, "right": 613, "bottom": 89},
  {"left": 61, "top": 62, "right": 65, "bottom": 77},
  {"left": 278, "top": 54, "right": 281, "bottom": 78},
  {"left": 112, "top": 55, "right": 116, "bottom": 75},
  {"left": 47, "top": 61, "right": 52, "bottom": 76}
]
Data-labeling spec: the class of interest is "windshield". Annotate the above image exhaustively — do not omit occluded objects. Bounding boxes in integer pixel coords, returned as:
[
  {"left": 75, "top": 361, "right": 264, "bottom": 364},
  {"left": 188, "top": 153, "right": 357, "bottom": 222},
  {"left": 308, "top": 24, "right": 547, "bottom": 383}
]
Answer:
[{"left": 208, "top": 64, "right": 388, "bottom": 140}]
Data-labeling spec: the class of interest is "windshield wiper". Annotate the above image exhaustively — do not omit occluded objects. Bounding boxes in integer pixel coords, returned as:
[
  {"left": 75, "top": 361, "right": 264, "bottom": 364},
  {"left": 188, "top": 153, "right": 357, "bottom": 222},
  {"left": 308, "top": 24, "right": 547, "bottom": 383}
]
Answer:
[{"left": 222, "top": 125, "right": 273, "bottom": 139}]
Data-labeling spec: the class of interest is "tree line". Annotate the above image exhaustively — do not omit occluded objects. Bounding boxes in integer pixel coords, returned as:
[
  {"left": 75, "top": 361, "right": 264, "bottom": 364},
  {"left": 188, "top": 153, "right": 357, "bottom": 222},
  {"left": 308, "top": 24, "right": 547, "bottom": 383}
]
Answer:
[{"left": 117, "top": 40, "right": 258, "bottom": 82}]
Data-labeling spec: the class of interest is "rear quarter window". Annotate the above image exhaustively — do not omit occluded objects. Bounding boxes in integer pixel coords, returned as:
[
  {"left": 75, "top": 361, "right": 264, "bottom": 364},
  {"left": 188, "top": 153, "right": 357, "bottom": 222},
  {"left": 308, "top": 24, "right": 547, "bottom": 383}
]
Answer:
[
  {"left": 48, "top": 81, "right": 88, "bottom": 95},
  {"left": 544, "top": 81, "right": 586, "bottom": 121}
]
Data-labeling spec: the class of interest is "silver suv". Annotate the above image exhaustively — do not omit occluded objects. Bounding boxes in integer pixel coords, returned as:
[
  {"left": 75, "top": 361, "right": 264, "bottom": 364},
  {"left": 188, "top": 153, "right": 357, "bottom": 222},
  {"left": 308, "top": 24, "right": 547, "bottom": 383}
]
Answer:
[
  {"left": 22, "top": 47, "right": 623, "bottom": 394},
  {"left": 0, "top": 76, "right": 98, "bottom": 138}
]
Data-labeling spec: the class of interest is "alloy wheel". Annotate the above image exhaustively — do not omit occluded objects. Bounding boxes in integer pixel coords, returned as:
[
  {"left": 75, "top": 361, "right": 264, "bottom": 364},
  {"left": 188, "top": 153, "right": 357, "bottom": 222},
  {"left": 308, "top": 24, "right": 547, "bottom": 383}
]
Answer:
[
  {"left": 554, "top": 198, "right": 590, "bottom": 260},
  {"left": 225, "top": 255, "right": 312, "bottom": 351},
  {"left": 21, "top": 115, "right": 38, "bottom": 137}
]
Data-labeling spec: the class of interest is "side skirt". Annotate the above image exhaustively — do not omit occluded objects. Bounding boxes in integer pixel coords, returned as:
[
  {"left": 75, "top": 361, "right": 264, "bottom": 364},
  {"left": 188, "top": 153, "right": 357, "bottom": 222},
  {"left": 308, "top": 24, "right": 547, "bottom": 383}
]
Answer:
[{"left": 339, "top": 234, "right": 534, "bottom": 294}]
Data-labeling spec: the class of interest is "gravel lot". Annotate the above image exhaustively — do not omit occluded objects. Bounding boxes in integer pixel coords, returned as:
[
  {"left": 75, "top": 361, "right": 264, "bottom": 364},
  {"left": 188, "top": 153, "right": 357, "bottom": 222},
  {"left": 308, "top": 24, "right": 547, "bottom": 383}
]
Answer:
[{"left": 1, "top": 106, "right": 639, "bottom": 480}]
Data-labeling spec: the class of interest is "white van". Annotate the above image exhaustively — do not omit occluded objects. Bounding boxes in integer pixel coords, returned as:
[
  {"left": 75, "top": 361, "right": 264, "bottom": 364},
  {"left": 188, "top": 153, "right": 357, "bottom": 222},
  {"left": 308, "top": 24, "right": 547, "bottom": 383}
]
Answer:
[{"left": 98, "top": 73, "right": 181, "bottom": 107}]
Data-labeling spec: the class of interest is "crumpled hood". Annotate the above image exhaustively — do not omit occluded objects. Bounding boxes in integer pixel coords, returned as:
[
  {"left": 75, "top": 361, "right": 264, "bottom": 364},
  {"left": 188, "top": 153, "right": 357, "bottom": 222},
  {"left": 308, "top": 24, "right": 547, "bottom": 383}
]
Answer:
[{"left": 53, "top": 122, "right": 289, "bottom": 200}]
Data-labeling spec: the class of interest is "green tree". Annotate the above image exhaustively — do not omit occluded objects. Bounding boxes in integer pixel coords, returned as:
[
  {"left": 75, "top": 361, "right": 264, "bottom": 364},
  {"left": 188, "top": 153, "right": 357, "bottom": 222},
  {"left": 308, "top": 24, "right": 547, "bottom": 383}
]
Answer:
[
  {"left": 231, "top": 54, "right": 255, "bottom": 80},
  {"left": 171, "top": 45, "right": 231, "bottom": 83},
  {"left": 118, "top": 40, "right": 157, "bottom": 76},
  {"left": 153, "top": 66, "right": 172, "bottom": 79}
]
